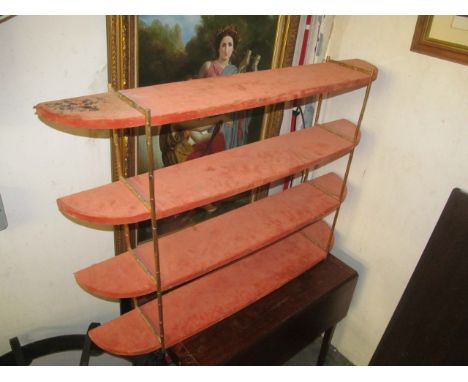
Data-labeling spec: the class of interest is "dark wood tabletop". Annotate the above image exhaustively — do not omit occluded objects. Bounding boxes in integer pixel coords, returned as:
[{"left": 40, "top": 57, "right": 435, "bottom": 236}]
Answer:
[{"left": 169, "top": 254, "right": 358, "bottom": 365}]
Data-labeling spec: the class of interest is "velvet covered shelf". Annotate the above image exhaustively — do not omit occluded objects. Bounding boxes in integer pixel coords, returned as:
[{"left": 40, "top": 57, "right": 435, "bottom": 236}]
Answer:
[
  {"left": 88, "top": 220, "right": 332, "bottom": 356},
  {"left": 57, "top": 119, "right": 358, "bottom": 225},
  {"left": 75, "top": 172, "right": 344, "bottom": 298},
  {"left": 35, "top": 59, "right": 376, "bottom": 129}
]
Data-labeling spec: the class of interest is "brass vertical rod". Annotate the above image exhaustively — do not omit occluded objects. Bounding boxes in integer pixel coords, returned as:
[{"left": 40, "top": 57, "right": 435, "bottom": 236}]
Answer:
[
  {"left": 122, "top": 224, "right": 133, "bottom": 252},
  {"left": 301, "top": 169, "right": 310, "bottom": 183},
  {"left": 313, "top": 94, "right": 323, "bottom": 126},
  {"left": 112, "top": 129, "right": 133, "bottom": 252},
  {"left": 111, "top": 129, "right": 124, "bottom": 178},
  {"left": 306, "top": 58, "right": 330, "bottom": 183},
  {"left": 305, "top": 58, "right": 331, "bottom": 184},
  {"left": 308, "top": 92, "right": 323, "bottom": 182},
  {"left": 353, "top": 70, "right": 375, "bottom": 143},
  {"left": 325, "top": 71, "right": 374, "bottom": 253},
  {"left": 143, "top": 115, "right": 166, "bottom": 352},
  {"left": 109, "top": 85, "right": 166, "bottom": 351},
  {"left": 313, "top": 56, "right": 331, "bottom": 127}
]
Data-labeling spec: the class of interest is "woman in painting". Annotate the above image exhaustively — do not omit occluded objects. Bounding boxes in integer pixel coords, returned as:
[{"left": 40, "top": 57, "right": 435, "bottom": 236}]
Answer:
[
  {"left": 196, "top": 25, "right": 251, "bottom": 151},
  {"left": 199, "top": 26, "right": 239, "bottom": 78},
  {"left": 161, "top": 25, "right": 253, "bottom": 166}
]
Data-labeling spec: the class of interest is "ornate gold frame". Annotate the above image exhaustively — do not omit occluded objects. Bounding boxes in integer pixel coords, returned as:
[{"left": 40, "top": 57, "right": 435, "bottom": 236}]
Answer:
[
  {"left": 411, "top": 16, "right": 468, "bottom": 66},
  {"left": 107, "top": 15, "right": 300, "bottom": 255}
]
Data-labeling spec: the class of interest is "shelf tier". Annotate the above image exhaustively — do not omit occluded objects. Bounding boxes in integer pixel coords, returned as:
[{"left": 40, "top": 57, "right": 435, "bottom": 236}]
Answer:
[
  {"left": 35, "top": 59, "right": 376, "bottom": 130},
  {"left": 75, "top": 172, "right": 344, "bottom": 298},
  {"left": 89, "top": 220, "right": 332, "bottom": 356},
  {"left": 57, "top": 119, "right": 358, "bottom": 225}
]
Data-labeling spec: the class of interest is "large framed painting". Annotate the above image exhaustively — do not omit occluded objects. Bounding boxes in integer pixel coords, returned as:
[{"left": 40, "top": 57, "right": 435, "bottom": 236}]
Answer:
[{"left": 107, "top": 16, "right": 300, "bottom": 253}]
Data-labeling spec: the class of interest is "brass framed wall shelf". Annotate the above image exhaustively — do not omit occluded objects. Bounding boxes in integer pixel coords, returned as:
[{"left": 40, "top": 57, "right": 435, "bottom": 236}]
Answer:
[{"left": 35, "top": 58, "right": 377, "bottom": 357}]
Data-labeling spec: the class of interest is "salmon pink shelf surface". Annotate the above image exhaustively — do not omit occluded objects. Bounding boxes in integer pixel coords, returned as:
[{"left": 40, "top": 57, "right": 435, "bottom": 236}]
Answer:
[
  {"left": 89, "top": 220, "right": 332, "bottom": 356},
  {"left": 75, "top": 172, "right": 344, "bottom": 298},
  {"left": 57, "top": 119, "right": 358, "bottom": 225},
  {"left": 35, "top": 59, "right": 376, "bottom": 129}
]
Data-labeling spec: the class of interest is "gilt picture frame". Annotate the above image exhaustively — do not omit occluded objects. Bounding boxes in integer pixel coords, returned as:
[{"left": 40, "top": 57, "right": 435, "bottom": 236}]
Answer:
[
  {"left": 411, "top": 16, "right": 468, "bottom": 66},
  {"left": 106, "top": 15, "right": 299, "bottom": 254}
]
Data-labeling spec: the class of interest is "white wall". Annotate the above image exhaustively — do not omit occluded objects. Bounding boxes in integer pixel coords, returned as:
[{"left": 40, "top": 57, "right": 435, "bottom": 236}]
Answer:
[
  {"left": 318, "top": 16, "right": 468, "bottom": 364},
  {"left": 0, "top": 16, "right": 118, "bottom": 354}
]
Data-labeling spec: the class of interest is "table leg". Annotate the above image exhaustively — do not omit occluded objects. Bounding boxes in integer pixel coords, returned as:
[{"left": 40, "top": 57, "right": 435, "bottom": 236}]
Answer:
[{"left": 317, "top": 325, "right": 335, "bottom": 365}]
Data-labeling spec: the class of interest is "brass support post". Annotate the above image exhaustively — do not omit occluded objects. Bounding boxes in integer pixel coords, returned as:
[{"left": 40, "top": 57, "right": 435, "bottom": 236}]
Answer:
[
  {"left": 301, "top": 169, "right": 310, "bottom": 183},
  {"left": 108, "top": 85, "right": 166, "bottom": 352},
  {"left": 144, "top": 117, "right": 166, "bottom": 351},
  {"left": 111, "top": 128, "right": 134, "bottom": 251},
  {"left": 302, "top": 57, "right": 333, "bottom": 185},
  {"left": 325, "top": 67, "right": 375, "bottom": 253},
  {"left": 313, "top": 56, "right": 331, "bottom": 126},
  {"left": 313, "top": 94, "right": 323, "bottom": 126}
]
